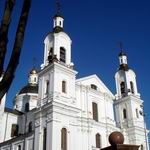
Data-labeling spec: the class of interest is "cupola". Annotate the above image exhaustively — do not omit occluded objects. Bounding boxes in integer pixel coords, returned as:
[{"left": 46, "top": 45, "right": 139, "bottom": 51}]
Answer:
[
  {"left": 115, "top": 48, "right": 140, "bottom": 99},
  {"left": 118, "top": 50, "right": 129, "bottom": 71},
  {"left": 28, "top": 68, "right": 38, "bottom": 85},
  {"left": 13, "top": 68, "right": 39, "bottom": 112},
  {"left": 53, "top": 14, "right": 64, "bottom": 33},
  {"left": 41, "top": 2, "right": 73, "bottom": 68}
]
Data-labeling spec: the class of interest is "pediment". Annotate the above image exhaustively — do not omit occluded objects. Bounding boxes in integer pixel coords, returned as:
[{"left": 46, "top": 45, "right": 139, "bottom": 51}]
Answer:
[{"left": 76, "top": 74, "right": 114, "bottom": 98}]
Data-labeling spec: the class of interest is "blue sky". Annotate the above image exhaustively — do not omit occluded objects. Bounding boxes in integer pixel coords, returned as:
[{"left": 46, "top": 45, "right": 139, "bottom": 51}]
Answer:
[{"left": 0, "top": 0, "right": 150, "bottom": 140}]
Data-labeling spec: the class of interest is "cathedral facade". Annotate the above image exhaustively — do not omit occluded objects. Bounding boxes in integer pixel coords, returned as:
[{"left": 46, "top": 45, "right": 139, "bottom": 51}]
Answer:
[{"left": 0, "top": 12, "right": 149, "bottom": 150}]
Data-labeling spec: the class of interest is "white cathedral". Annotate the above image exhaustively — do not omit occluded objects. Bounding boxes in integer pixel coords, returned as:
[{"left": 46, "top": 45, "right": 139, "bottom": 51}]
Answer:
[{"left": 0, "top": 11, "right": 149, "bottom": 150}]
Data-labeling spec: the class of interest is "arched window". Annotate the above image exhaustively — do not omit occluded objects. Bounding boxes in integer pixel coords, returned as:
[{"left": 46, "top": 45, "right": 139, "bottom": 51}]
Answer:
[
  {"left": 96, "top": 133, "right": 101, "bottom": 148},
  {"left": 61, "top": 128, "right": 67, "bottom": 150},
  {"left": 92, "top": 102, "right": 98, "bottom": 121},
  {"left": 25, "top": 103, "right": 29, "bottom": 112},
  {"left": 49, "top": 48, "right": 53, "bottom": 56},
  {"left": 123, "top": 109, "right": 127, "bottom": 119},
  {"left": 120, "top": 82, "right": 125, "bottom": 95},
  {"left": 60, "top": 47, "right": 66, "bottom": 63},
  {"left": 130, "top": 81, "right": 134, "bottom": 94},
  {"left": 136, "top": 109, "right": 139, "bottom": 118},
  {"left": 48, "top": 48, "right": 53, "bottom": 63},
  {"left": 91, "top": 84, "right": 97, "bottom": 90},
  {"left": 28, "top": 122, "right": 32, "bottom": 132},
  {"left": 43, "top": 128, "right": 47, "bottom": 150},
  {"left": 62, "top": 81, "right": 66, "bottom": 93}
]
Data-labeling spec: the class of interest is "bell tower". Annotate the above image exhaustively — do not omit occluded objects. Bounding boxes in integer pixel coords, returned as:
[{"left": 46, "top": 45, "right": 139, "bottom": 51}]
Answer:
[
  {"left": 38, "top": 6, "right": 76, "bottom": 106},
  {"left": 115, "top": 50, "right": 139, "bottom": 99},
  {"left": 34, "top": 4, "right": 78, "bottom": 149},
  {"left": 114, "top": 48, "right": 149, "bottom": 150},
  {"left": 41, "top": 13, "right": 72, "bottom": 68}
]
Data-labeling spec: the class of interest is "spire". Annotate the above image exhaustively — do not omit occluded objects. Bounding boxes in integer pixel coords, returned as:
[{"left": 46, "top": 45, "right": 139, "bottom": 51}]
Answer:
[
  {"left": 56, "top": 0, "right": 61, "bottom": 16},
  {"left": 32, "top": 57, "right": 37, "bottom": 69},
  {"left": 118, "top": 43, "right": 129, "bottom": 71},
  {"left": 53, "top": 0, "right": 64, "bottom": 33},
  {"left": 118, "top": 42, "right": 126, "bottom": 57}
]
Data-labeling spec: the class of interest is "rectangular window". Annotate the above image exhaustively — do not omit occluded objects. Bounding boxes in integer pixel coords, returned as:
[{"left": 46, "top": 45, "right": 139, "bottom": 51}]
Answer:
[
  {"left": 61, "top": 128, "right": 67, "bottom": 150},
  {"left": 43, "top": 128, "right": 47, "bottom": 150},
  {"left": 44, "top": 80, "right": 49, "bottom": 97},
  {"left": 136, "top": 109, "right": 139, "bottom": 118},
  {"left": 11, "top": 124, "right": 19, "bottom": 137},
  {"left": 96, "top": 133, "right": 101, "bottom": 148},
  {"left": 62, "top": 81, "right": 66, "bottom": 93},
  {"left": 18, "top": 145, "right": 21, "bottom": 150},
  {"left": 92, "top": 102, "right": 98, "bottom": 121},
  {"left": 130, "top": 81, "right": 134, "bottom": 94}
]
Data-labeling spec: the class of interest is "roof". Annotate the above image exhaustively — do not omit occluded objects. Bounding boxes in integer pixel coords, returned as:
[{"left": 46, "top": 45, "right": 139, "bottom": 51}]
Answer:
[
  {"left": 53, "top": 26, "right": 63, "bottom": 33},
  {"left": 119, "top": 64, "right": 129, "bottom": 71},
  {"left": 19, "top": 84, "right": 38, "bottom": 95},
  {"left": 53, "top": 14, "right": 64, "bottom": 19},
  {"left": 0, "top": 131, "right": 33, "bottom": 146},
  {"left": 119, "top": 50, "right": 126, "bottom": 57},
  {"left": 4, "top": 107, "right": 24, "bottom": 115},
  {"left": 30, "top": 68, "right": 37, "bottom": 74}
]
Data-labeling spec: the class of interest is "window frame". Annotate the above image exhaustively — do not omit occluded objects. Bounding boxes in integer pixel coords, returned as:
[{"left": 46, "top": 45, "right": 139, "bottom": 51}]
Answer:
[
  {"left": 11, "top": 124, "right": 19, "bottom": 137},
  {"left": 18, "top": 145, "right": 21, "bottom": 150},
  {"left": 120, "top": 82, "right": 125, "bottom": 95},
  {"left": 61, "top": 128, "right": 67, "bottom": 150},
  {"left": 62, "top": 80, "right": 67, "bottom": 93},
  {"left": 28, "top": 122, "right": 32, "bottom": 133},
  {"left": 123, "top": 108, "right": 127, "bottom": 119},
  {"left": 96, "top": 133, "right": 101, "bottom": 148},
  {"left": 43, "top": 127, "right": 47, "bottom": 150},
  {"left": 91, "top": 84, "right": 97, "bottom": 90},
  {"left": 92, "top": 102, "right": 98, "bottom": 122},
  {"left": 136, "top": 108, "right": 139, "bottom": 118},
  {"left": 130, "top": 81, "right": 134, "bottom": 94},
  {"left": 60, "top": 47, "right": 66, "bottom": 63}
]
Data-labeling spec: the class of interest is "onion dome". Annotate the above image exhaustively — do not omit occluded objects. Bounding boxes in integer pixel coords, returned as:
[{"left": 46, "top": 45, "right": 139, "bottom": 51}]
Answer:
[
  {"left": 53, "top": 14, "right": 64, "bottom": 33},
  {"left": 30, "top": 68, "right": 37, "bottom": 74},
  {"left": 28, "top": 68, "right": 38, "bottom": 85},
  {"left": 119, "top": 50, "right": 126, "bottom": 57},
  {"left": 18, "top": 84, "right": 38, "bottom": 95},
  {"left": 53, "top": 14, "right": 64, "bottom": 19},
  {"left": 119, "top": 63, "right": 129, "bottom": 71},
  {"left": 18, "top": 68, "right": 38, "bottom": 95}
]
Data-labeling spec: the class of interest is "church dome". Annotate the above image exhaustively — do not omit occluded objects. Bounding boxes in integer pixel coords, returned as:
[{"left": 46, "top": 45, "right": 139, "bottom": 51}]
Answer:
[
  {"left": 30, "top": 68, "right": 37, "bottom": 74},
  {"left": 119, "top": 51, "right": 126, "bottom": 57},
  {"left": 53, "top": 14, "right": 64, "bottom": 19},
  {"left": 18, "top": 84, "right": 38, "bottom": 95}
]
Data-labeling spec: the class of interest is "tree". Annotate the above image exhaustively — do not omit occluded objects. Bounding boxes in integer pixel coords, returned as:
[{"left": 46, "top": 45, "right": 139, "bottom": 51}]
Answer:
[{"left": 0, "top": 0, "right": 31, "bottom": 102}]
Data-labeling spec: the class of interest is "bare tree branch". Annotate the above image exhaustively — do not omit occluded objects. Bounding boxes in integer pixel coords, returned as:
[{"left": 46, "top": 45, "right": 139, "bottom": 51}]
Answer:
[
  {"left": 0, "top": 0, "right": 15, "bottom": 77},
  {"left": 0, "top": 0, "right": 31, "bottom": 101}
]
